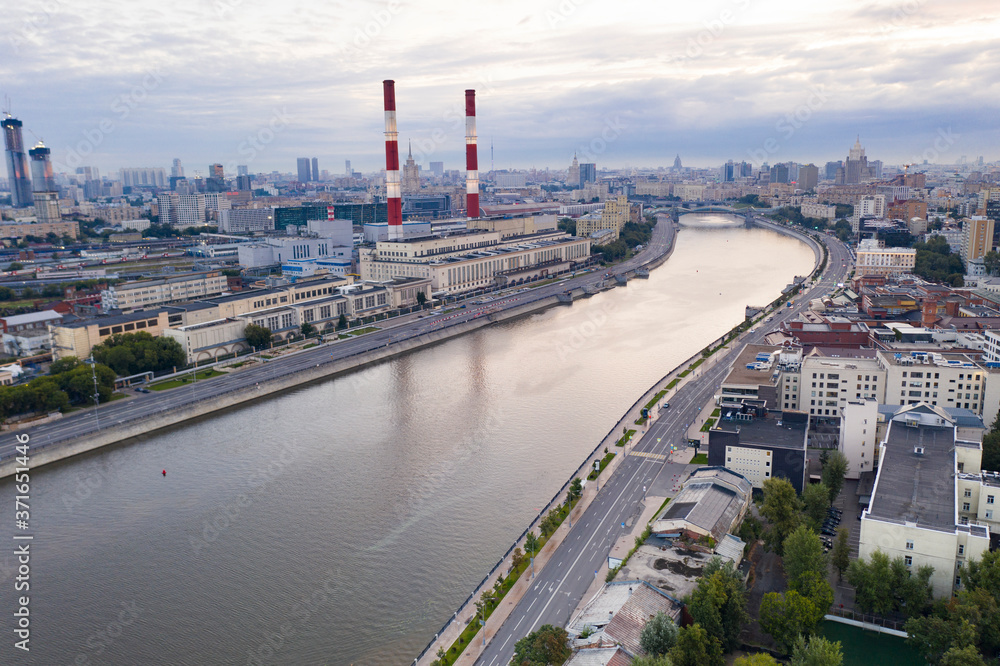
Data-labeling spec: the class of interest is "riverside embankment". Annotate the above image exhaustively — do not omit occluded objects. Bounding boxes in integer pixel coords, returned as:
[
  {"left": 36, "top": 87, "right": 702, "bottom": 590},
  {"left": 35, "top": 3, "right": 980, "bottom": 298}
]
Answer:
[
  {"left": 0, "top": 215, "right": 823, "bottom": 666},
  {"left": 0, "top": 217, "right": 680, "bottom": 478}
]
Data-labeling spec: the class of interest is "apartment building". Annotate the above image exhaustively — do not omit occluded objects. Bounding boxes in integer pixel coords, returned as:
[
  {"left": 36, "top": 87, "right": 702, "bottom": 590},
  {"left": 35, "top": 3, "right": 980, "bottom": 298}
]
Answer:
[
  {"left": 877, "top": 350, "right": 985, "bottom": 413},
  {"left": 855, "top": 238, "right": 917, "bottom": 277},
  {"left": 798, "top": 353, "right": 886, "bottom": 418}
]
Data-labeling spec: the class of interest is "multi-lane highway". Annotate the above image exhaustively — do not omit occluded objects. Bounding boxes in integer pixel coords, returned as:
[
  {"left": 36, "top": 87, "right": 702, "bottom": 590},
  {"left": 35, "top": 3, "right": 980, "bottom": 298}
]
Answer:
[
  {"left": 474, "top": 226, "right": 852, "bottom": 665},
  {"left": 0, "top": 219, "right": 678, "bottom": 465}
]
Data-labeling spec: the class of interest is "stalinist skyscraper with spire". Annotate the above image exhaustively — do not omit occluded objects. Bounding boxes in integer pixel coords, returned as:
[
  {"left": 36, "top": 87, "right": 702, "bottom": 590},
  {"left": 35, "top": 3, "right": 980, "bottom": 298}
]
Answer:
[
  {"left": 402, "top": 141, "right": 420, "bottom": 193},
  {"left": 845, "top": 136, "right": 868, "bottom": 184},
  {"left": 567, "top": 154, "right": 580, "bottom": 187}
]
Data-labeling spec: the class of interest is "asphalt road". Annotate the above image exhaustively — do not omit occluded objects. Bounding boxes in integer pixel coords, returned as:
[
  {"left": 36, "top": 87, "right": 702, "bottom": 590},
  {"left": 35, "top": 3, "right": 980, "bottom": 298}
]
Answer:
[
  {"left": 474, "top": 224, "right": 852, "bottom": 665},
  {"left": 0, "top": 219, "right": 678, "bottom": 464}
]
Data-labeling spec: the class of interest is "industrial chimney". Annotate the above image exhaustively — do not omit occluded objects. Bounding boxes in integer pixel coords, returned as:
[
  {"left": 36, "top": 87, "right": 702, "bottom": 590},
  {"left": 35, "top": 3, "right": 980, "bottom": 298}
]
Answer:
[
  {"left": 465, "top": 89, "right": 479, "bottom": 219},
  {"left": 383, "top": 80, "right": 403, "bottom": 241}
]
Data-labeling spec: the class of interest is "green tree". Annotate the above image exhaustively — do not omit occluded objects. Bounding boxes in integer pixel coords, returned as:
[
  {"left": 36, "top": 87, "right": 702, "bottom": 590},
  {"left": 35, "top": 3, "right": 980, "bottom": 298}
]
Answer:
[
  {"left": 539, "top": 508, "right": 560, "bottom": 537},
  {"left": 525, "top": 531, "right": 539, "bottom": 560},
  {"left": 512, "top": 624, "right": 570, "bottom": 666},
  {"left": 416, "top": 291, "right": 427, "bottom": 307},
  {"left": 337, "top": 314, "right": 348, "bottom": 330},
  {"left": 511, "top": 547, "right": 525, "bottom": 571},
  {"left": 830, "top": 528, "right": 850, "bottom": 582},
  {"left": 940, "top": 645, "right": 988, "bottom": 666},
  {"left": 7, "top": 262, "right": 24, "bottom": 271},
  {"left": 567, "top": 478, "right": 583, "bottom": 503},
  {"left": 784, "top": 525, "right": 828, "bottom": 586},
  {"left": 49, "top": 357, "right": 82, "bottom": 375},
  {"left": 630, "top": 657, "right": 671, "bottom": 666},
  {"left": 759, "top": 590, "right": 821, "bottom": 654},
  {"left": 300, "top": 322, "right": 316, "bottom": 338},
  {"left": 686, "top": 558, "right": 748, "bottom": 652},
  {"left": 0, "top": 286, "right": 14, "bottom": 300},
  {"left": 90, "top": 331, "right": 186, "bottom": 376},
  {"left": 639, "top": 611, "right": 678, "bottom": 656},
  {"left": 980, "top": 414, "right": 1000, "bottom": 471},
  {"left": 244, "top": 324, "right": 272, "bottom": 350},
  {"left": 735, "top": 655, "right": 780, "bottom": 666},
  {"left": 849, "top": 550, "right": 932, "bottom": 618},
  {"left": 802, "top": 483, "right": 829, "bottom": 532},
  {"left": 984, "top": 251, "right": 1000, "bottom": 277},
  {"left": 790, "top": 634, "right": 843, "bottom": 666},
  {"left": 760, "top": 477, "right": 801, "bottom": 555},
  {"left": 668, "top": 624, "right": 724, "bottom": 666},
  {"left": 820, "top": 451, "right": 848, "bottom": 504}
]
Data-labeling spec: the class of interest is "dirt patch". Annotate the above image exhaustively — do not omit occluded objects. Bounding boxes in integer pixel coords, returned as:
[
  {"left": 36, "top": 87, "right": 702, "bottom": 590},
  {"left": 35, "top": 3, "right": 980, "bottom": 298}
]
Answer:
[{"left": 653, "top": 558, "right": 703, "bottom": 577}]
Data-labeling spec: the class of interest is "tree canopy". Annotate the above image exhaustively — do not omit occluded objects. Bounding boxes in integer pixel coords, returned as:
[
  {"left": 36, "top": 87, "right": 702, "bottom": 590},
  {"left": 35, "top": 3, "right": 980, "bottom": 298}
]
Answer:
[
  {"left": 512, "top": 624, "right": 571, "bottom": 666},
  {"left": 848, "top": 550, "right": 932, "bottom": 617},
  {"left": 685, "top": 558, "right": 748, "bottom": 652},
  {"left": 668, "top": 624, "right": 724, "bottom": 666},
  {"left": 912, "top": 235, "right": 964, "bottom": 286},
  {"left": 760, "top": 477, "right": 801, "bottom": 555},
  {"left": 639, "top": 611, "right": 679, "bottom": 656},
  {"left": 91, "top": 331, "right": 186, "bottom": 376}
]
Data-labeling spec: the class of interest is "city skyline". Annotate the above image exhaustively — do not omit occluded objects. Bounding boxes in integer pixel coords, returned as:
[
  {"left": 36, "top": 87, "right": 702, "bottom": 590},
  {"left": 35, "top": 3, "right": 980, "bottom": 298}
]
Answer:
[{"left": 1, "top": 0, "right": 998, "bottom": 175}]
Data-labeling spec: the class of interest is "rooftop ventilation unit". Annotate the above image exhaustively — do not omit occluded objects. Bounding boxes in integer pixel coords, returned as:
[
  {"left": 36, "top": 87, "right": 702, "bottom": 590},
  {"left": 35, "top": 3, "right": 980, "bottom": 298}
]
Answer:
[{"left": 914, "top": 446, "right": 925, "bottom": 455}]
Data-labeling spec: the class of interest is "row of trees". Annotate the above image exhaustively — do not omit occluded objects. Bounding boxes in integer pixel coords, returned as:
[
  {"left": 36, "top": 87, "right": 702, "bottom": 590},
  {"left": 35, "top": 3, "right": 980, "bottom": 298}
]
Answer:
[
  {"left": 594, "top": 218, "right": 657, "bottom": 262},
  {"left": 0, "top": 357, "right": 115, "bottom": 420}
]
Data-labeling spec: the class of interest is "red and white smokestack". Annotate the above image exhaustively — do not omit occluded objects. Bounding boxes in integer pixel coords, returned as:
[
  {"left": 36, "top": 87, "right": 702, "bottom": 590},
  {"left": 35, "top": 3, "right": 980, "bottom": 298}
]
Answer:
[
  {"left": 383, "top": 80, "right": 403, "bottom": 241},
  {"left": 465, "top": 89, "right": 479, "bottom": 219}
]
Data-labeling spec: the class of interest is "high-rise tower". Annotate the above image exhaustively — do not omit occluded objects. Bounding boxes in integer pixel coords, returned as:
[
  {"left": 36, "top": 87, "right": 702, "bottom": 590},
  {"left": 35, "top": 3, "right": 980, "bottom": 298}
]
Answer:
[
  {"left": 29, "top": 142, "right": 60, "bottom": 223},
  {"left": 2, "top": 115, "right": 33, "bottom": 207}
]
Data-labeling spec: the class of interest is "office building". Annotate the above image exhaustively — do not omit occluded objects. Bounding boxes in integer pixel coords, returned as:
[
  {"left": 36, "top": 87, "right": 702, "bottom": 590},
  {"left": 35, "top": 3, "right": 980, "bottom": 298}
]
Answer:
[
  {"left": 171, "top": 158, "right": 184, "bottom": 178},
  {"left": 798, "top": 352, "right": 886, "bottom": 419},
  {"left": 120, "top": 167, "right": 167, "bottom": 188},
  {"left": 29, "top": 143, "right": 60, "bottom": 223},
  {"left": 825, "top": 161, "right": 841, "bottom": 181},
  {"left": 845, "top": 137, "right": 869, "bottom": 184},
  {"left": 237, "top": 236, "right": 346, "bottom": 269},
  {"left": 311, "top": 158, "right": 319, "bottom": 183},
  {"left": 576, "top": 195, "right": 631, "bottom": 242},
  {"left": 860, "top": 403, "right": 990, "bottom": 598},
  {"left": 2, "top": 115, "right": 33, "bottom": 207},
  {"left": 236, "top": 174, "right": 252, "bottom": 191},
  {"left": 770, "top": 163, "right": 790, "bottom": 184},
  {"left": 852, "top": 194, "right": 886, "bottom": 232},
  {"left": 218, "top": 208, "right": 274, "bottom": 233},
  {"left": 0, "top": 220, "right": 79, "bottom": 240},
  {"left": 579, "top": 163, "right": 597, "bottom": 185},
  {"left": 877, "top": 350, "right": 985, "bottom": 413},
  {"left": 707, "top": 408, "right": 809, "bottom": 493},
  {"left": 158, "top": 193, "right": 206, "bottom": 228},
  {"left": 101, "top": 271, "right": 228, "bottom": 311},
  {"left": 429, "top": 161, "right": 443, "bottom": 177},
  {"left": 801, "top": 202, "right": 836, "bottom": 220},
  {"left": 797, "top": 164, "right": 819, "bottom": 191},
  {"left": 296, "top": 158, "right": 312, "bottom": 183},
  {"left": 344, "top": 160, "right": 351, "bottom": 175}
]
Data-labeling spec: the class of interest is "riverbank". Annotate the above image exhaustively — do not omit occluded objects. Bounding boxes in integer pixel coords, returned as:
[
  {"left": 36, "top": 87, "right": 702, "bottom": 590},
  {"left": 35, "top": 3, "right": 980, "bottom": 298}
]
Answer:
[
  {"left": 1, "top": 219, "right": 681, "bottom": 479},
  {"left": 413, "top": 218, "right": 827, "bottom": 664}
]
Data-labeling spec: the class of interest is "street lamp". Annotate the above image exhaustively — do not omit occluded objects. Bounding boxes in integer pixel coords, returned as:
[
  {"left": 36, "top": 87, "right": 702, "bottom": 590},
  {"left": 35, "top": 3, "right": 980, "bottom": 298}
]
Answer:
[{"left": 86, "top": 354, "right": 100, "bottom": 431}]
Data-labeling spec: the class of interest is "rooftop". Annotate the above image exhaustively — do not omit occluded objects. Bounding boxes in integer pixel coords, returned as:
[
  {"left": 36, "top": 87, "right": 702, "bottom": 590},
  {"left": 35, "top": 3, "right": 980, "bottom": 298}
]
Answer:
[
  {"left": 715, "top": 411, "right": 808, "bottom": 450},
  {"left": 653, "top": 467, "right": 751, "bottom": 542},
  {"left": 564, "top": 648, "right": 632, "bottom": 666},
  {"left": 867, "top": 413, "right": 956, "bottom": 532},
  {"left": 0, "top": 309, "right": 62, "bottom": 326},
  {"left": 721, "top": 343, "right": 785, "bottom": 388},
  {"left": 57, "top": 309, "right": 166, "bottom": 329}
]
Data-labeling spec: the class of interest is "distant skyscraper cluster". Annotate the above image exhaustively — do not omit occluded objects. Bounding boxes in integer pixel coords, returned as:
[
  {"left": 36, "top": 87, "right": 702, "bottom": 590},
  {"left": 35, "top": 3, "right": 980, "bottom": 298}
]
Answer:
[{"left": 296, "top": 157, "right": 320, "bottom": 183}]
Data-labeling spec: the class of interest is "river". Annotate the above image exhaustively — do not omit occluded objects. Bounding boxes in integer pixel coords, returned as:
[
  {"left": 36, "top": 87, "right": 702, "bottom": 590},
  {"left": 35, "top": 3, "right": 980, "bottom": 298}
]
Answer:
[{"left": 0, "top": 214, "right": 815, "bottom": 665}]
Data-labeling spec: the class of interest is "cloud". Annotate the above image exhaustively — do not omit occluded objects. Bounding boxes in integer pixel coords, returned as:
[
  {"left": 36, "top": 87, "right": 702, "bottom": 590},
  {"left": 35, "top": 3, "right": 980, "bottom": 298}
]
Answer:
[{"left": 1, "top": 0, "right": 997, "bottom": 173}]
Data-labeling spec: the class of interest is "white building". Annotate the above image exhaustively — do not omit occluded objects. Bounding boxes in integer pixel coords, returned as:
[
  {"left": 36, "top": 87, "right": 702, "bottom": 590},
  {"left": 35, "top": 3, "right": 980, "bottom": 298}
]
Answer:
[
  {"left": 801, "top": 202, "right": 837, "bottom": 220},
  {"left": 158, "top": 193, "right": 206, "bottom": 228},
  {"left": 237, "top": 236, "right": 350, "bottom": 269},
  {"left": 851, "top": 194, "right": 886, "bottom": 231},
  {"left": 877, "top": 350, "right": 985, "bottom": 413},
  {"left": 799, "top": 353, "right": 886, "bottom": 419},
  {"left": 218, "top": 208, "right": 275, "bottom": 233},
  {"left": 854, "top": 238, "right": 917, "bottom": 277},
  {"left": 859, "top": 404, "right": 990, "bottom": 598},
  {"left": 839, "top": 398, "right": 880, "bottom": 479}
]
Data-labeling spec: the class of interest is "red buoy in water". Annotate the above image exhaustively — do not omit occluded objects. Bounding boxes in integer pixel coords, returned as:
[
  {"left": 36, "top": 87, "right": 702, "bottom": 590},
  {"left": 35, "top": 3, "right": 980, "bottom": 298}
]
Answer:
[{"left": 162, "top": 469, "right": 166, "bottom": 476}]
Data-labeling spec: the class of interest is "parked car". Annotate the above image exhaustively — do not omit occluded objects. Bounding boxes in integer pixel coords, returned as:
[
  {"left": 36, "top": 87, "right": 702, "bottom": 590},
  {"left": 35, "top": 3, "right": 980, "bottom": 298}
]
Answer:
[{"left": 136, "top": 387, "right": 151, "bottom": 394}]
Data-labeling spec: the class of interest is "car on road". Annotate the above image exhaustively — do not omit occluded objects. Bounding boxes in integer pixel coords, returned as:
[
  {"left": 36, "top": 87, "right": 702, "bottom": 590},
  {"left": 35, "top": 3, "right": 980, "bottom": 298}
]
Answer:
[{"left": 136, "top": 387, "right": 151, "bottom": 393}]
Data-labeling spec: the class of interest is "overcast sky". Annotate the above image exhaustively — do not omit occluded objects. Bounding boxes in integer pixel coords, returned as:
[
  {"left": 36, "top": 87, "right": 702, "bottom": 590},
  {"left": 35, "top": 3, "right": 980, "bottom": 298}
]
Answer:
[{"left": 2, "top": 0, "right": 998, "bottom": 176}]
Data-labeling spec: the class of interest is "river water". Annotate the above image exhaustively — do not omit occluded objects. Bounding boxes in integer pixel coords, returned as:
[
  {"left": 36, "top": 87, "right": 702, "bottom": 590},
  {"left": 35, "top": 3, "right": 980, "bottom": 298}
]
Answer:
[{"left": 0, "top": 215, "right": 814, "bottom": 665}]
